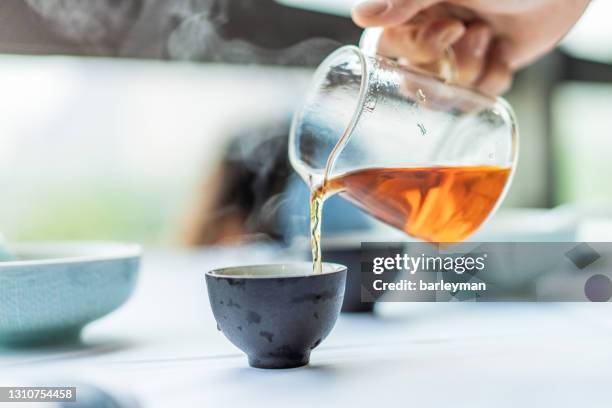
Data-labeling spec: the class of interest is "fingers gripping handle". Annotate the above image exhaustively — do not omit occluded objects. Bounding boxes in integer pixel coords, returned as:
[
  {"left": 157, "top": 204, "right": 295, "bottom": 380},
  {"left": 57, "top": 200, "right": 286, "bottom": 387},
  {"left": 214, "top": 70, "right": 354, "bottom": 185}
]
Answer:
[{"left": 358, "top": 27, "right": 457, "bottom": 83}]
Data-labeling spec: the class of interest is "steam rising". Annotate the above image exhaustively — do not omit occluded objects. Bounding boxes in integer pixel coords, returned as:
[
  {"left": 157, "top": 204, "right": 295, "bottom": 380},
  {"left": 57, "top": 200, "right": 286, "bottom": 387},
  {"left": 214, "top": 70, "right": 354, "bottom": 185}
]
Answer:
[
  {"left": 25, "top": 0, "right": 140, "bottom": 47},
  {"left": 23, "top": 0, "right": 341, "bottom": 64}
]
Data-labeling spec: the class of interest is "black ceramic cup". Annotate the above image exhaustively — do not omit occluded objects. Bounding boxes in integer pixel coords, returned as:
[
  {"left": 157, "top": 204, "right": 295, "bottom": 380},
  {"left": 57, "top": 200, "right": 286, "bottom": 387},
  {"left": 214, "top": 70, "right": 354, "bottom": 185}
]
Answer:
[{"left": 205, "top": 263, "right": 347, "bottom": 369}]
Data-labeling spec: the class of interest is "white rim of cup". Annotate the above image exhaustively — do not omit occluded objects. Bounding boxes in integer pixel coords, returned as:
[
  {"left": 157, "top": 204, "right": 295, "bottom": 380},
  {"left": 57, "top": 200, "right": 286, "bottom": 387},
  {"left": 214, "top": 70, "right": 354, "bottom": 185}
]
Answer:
[{"left": 207, "top": 262, "right": 347, "bottom": 279}]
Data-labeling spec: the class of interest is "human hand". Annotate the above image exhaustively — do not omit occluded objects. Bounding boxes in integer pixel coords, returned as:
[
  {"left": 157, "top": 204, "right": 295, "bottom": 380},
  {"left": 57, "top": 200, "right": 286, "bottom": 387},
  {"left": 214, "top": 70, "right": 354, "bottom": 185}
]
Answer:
[{"left": 352, "top": 0, "right": 590, "bottom": 95}]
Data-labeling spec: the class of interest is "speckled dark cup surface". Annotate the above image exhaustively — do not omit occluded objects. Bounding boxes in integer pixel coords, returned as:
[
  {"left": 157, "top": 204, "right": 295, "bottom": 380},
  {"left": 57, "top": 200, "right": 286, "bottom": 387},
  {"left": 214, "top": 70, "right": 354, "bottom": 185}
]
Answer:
[{"left": 205, "top": 263, "right": 346, "bottom": 369}]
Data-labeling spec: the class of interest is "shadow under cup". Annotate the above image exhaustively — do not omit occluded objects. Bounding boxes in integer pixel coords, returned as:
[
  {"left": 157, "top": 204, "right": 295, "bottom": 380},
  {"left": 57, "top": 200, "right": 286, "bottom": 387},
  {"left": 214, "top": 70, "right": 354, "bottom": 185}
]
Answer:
[{"left": 205, "top": 263, "right": 346, "bottom": 369}]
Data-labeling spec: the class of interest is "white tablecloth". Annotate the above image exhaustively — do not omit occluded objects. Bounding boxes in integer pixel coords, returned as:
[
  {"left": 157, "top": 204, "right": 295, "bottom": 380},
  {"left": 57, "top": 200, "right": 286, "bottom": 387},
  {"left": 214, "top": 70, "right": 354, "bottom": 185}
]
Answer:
[{"left": 2, "top": 244, "right": 612, "bottom": 407}]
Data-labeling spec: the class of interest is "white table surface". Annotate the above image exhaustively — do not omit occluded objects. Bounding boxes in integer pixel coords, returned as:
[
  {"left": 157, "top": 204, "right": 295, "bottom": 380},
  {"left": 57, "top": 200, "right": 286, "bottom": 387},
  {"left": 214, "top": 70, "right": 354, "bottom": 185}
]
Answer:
[{"left": 2, "top": 243, "right": 612, "bottom": 408}]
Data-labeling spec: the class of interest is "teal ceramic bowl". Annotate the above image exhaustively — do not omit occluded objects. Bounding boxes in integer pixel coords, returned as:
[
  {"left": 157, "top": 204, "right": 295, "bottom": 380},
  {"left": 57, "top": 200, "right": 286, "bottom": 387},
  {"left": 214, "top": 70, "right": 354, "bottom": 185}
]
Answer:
[{"left": 0, "top": 241, "right": 140, "bottom": 346}]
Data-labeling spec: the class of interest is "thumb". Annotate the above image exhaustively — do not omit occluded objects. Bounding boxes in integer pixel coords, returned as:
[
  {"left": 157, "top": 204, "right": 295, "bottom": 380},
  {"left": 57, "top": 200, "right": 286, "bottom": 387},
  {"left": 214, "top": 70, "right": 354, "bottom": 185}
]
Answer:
[{"left": 352, "top": 0, "right": 442, "bottom": 27}]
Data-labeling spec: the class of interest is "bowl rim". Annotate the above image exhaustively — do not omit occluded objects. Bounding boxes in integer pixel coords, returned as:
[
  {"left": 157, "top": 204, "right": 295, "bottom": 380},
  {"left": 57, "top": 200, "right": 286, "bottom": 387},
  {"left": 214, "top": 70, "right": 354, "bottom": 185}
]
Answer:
[
  {"left": 206, "top": 262, "right": 346, "bottom": 279},
  {"left": 0, "top": 241, "right": 141, "bottom": 268}
]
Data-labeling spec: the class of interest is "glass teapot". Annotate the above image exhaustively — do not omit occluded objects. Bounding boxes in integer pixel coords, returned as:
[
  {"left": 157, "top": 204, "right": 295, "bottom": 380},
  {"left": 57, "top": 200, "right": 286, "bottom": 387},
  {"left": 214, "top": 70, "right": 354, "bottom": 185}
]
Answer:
[{"left": 289, "top": 28, "right": 518, "bottom": 243}]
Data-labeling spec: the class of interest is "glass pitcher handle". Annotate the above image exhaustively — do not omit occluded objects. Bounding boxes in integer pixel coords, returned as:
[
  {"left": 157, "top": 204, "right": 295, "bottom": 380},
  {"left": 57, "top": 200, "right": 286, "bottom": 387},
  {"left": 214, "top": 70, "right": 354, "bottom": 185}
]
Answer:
[
  {"left": 358, "top": 27, "right": 457, "bottom": 84},
  {"left": 359, "top": 27, "right": 383, "bottom": 57}
]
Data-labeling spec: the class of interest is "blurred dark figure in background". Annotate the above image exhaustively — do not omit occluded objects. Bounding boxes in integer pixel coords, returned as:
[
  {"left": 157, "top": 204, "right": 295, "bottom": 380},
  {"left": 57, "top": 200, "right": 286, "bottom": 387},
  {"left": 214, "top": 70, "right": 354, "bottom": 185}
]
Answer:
[
  {"left": 181, "top": 121, "right": 370, "bottom": 245},
  {"left": 181, "top": 123, "right": 291, "bottom": 245}
]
